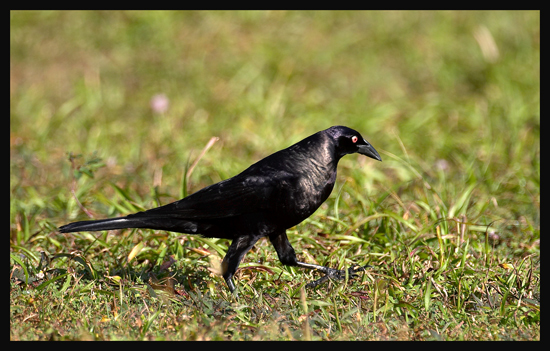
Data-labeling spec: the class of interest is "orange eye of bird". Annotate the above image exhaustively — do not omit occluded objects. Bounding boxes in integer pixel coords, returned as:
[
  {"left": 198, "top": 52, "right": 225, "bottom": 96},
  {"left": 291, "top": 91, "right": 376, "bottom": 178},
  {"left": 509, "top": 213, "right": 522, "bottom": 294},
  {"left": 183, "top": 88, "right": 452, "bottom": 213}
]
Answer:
[{"left": 351, "top": 136, "right": 358, "bottom": 143}]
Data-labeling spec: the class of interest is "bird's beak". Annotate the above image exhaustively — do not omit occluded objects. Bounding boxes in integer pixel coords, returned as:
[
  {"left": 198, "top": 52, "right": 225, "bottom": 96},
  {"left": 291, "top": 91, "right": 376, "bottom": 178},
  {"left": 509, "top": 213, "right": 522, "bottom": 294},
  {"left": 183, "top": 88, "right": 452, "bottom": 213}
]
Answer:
[{"left": 357, "top": 142, "right": 382, "bottom": 161}]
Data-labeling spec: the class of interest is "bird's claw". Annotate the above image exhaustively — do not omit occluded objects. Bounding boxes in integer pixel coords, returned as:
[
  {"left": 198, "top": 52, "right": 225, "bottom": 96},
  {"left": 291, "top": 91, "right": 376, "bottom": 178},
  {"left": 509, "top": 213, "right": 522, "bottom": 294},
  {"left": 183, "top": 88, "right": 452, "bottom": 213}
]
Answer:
[{"left": 305, "top": 264, "right": 369, "bottom": 289}]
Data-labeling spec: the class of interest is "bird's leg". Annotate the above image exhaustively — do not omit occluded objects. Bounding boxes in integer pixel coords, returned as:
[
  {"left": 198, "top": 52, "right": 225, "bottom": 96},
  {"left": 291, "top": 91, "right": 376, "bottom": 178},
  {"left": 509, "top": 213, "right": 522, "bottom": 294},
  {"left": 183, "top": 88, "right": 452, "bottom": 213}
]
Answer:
[
  {"left": 269, "top": 231, "right": 369, "bottom": 288},
  {"left": 222, "top": 235, "right": 261, "bottom": 294},
  {"left": 268, "top": 231, "right": 299, "bottom": 266}
]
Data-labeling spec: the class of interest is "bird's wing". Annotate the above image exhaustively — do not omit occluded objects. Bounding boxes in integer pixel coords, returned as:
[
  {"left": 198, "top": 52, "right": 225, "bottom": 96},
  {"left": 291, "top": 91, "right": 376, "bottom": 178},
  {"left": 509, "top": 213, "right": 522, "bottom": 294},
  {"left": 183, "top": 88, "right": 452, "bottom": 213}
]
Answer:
[{"left": 130, "top": 171, "right": 293, "bottom": 220}]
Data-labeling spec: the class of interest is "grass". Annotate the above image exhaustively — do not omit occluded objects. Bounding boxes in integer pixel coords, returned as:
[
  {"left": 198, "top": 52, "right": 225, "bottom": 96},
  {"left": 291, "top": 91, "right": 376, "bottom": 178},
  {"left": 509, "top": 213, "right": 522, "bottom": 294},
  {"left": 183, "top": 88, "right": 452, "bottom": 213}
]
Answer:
[{"left": 10, "top": 10, "right": 539, "bottom": 340}]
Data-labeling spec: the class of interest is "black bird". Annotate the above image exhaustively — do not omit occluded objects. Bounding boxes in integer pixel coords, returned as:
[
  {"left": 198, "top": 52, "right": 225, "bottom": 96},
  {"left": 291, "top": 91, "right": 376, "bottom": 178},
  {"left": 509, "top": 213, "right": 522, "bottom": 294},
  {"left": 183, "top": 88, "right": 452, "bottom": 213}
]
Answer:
[{"left": 59, "top": 126, "right": 382, "bottom": 293}]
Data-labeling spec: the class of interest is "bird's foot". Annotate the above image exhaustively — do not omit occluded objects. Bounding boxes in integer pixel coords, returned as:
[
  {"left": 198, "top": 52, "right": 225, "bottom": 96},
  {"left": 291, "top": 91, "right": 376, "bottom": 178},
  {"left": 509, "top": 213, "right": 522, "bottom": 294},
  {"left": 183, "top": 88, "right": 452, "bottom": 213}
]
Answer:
[{"left": 305, "top": 264, "right": 369, "bottom": 289}]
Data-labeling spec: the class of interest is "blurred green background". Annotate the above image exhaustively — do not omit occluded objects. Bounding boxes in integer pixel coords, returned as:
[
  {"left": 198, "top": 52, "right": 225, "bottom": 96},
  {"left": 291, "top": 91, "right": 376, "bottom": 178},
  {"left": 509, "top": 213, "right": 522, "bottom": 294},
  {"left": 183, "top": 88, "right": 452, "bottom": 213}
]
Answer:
[
  {"left": 10, "top": 11, "right": 539, "bottom": 206},
  {"left": 10, "top": 11, "right": 539, "bottom": 340}
]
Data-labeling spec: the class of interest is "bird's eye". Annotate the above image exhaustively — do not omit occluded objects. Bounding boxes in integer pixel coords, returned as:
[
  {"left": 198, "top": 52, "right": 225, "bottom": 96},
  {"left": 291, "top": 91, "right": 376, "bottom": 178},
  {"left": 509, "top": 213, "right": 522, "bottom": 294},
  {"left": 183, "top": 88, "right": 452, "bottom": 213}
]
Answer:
[{"left": 351, "top": 136, "right": 358, "bottom": 143}]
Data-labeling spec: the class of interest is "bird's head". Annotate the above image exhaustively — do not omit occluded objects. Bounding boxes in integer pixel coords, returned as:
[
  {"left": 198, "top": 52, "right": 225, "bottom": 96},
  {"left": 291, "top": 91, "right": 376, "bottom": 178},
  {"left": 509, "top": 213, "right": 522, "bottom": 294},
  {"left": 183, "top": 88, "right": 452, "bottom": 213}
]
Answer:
[{"left": 326, "top": 126, "right": 382, "bottom": 161}]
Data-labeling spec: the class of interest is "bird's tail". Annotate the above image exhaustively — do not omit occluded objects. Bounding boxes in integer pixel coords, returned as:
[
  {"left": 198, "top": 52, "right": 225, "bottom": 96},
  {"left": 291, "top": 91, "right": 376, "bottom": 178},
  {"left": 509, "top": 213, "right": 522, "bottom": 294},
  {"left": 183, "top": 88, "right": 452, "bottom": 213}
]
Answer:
[
  {"left": 58, "top": 217, "right": 138, "bottom": 233},
  {"left": 59, "top": 213, "right": 203, "bottom": 234}
]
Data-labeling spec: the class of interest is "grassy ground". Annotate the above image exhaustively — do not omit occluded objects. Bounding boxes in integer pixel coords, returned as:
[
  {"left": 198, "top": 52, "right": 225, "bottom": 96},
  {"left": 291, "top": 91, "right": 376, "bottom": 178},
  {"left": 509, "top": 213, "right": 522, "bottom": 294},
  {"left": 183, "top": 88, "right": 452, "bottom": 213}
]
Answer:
[{"left": 10, "top": 11, "right": 539, "bottom": 340}]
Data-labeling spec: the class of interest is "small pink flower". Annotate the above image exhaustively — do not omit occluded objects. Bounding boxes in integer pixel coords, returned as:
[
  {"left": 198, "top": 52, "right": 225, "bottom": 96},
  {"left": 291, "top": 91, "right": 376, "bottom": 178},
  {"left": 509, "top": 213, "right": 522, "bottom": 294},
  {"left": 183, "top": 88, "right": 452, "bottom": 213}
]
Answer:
[
  {"left": 488, "top": 230, "right": 500, "bottom": 242},
  {"left": 435, "top": 159, "right": 449, "bottom": 171},
  {"left": 150, "top": 93, "right": 169, "bottom": 114}
]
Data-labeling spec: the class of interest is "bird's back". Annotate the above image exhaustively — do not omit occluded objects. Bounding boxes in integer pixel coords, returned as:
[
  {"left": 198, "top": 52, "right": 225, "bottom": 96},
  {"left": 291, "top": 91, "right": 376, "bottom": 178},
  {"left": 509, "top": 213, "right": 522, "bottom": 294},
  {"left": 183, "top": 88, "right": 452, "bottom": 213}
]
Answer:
[{"left": 128, "top": 130, "right": 339, "bottom": 235}]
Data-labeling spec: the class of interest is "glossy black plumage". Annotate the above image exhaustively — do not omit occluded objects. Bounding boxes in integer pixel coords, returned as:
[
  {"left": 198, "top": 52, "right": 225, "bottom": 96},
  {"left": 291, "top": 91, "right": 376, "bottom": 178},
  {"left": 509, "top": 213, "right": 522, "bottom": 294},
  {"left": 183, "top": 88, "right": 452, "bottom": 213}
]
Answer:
[{"left": 59, "top": 126, "right": 382, "bottom": 292}]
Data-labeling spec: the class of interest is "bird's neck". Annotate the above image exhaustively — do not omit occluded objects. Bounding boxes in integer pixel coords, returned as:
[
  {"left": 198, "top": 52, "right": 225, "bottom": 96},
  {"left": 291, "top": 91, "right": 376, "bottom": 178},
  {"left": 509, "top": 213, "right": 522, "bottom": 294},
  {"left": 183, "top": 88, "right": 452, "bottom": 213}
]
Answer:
[{"left": 301, "top": 138, "right": 339, "bottom": 186}]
